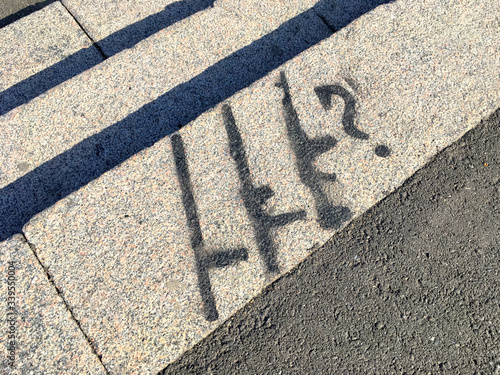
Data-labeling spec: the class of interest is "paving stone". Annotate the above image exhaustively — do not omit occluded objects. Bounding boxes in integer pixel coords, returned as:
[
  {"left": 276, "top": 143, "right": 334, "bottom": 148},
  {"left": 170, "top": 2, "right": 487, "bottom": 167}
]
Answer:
[
  {"left": 0, "top": 235, "right": 106, "bottom": 374},
  {"left": 0, "top": 1, "right": 100, "bottom": 91},
  {"left": 314, "top": 0, "right": 396, "bottom": 30},
  {"left": 22, "top": 0, "right": 499, "bottom": 373},
  {"left": 215, "top": 0, "right": 394, "bottom": 32},
  {"left": 0, "top": 5, "right": 328, "bottom": 240}
]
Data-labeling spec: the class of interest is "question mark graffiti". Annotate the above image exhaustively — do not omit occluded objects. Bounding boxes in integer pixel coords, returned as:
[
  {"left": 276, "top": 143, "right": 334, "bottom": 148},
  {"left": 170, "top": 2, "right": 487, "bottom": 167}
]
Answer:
[
  {"left": 315, "top": 84, "right": 391, "bottom": 157},
  {"left": 277, "top": 71, "right": 391, "bottom": 229},
  {"left": 276, "top": 71, "right": 351, "bottom": 229},
  {"left": 176, "top": 70, "right": 392, "bottom": 321}
]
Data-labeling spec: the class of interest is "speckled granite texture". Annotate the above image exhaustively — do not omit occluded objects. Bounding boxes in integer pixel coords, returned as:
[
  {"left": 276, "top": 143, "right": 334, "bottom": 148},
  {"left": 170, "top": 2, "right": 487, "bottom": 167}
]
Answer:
[
  {"left": 21, "top": 0, "right": 499, "bottom": 373},
  {"left": 0, "top": 6, "right": 255, "bottom": 188},
  {"left": 216, "top": 0, "right": 321, "bottom": 30},
  {"left": 0, "top": 4, "right": 328, "bottom": 240},
  {"left": 0, "top": 1, "right": 100, "bottom": 91},
  {"left": 315, "top": 0, "right": 396, "bottom": 30},
  {"left": 61, "top": 0, "right": 181, "bottom": 56},
  {"left": 62, "top": 0, "right": 176, "bottom": 41},
  {"left": 215, "top": 0, "right": 396, "bottom": 33},
  {"left": 62, "top": 0, "right": 333, "bottom": 57},
  {"left": 0, "top": 235, "right": 106, "bottom": 374}
]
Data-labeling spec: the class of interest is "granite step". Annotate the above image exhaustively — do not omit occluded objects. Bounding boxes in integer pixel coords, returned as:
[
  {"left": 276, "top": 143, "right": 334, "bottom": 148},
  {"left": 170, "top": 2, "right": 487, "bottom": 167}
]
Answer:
[
  {"left": 1, "top": 1, "right": 335, "bottom": 372},
  {"left": 0, "top": 1, "right": 103, "bottom": 100},
  {"left": 0, "top": 1, "right": 333, "bottom": 240},
  {"left": 0, "top": 0, "right": 371, "bottom": 372},
  {"left": 14, "top": 0, "right": 500, "bottom": 373},
  {"left": 60, "top": 0, "right": 380, "bottom": 57},
  {"left": 0, "top": 0, "right": 392, "bottom": 117},
  {"left": 0, "top": 235, "right": 107, "bottom": 374},
  {"left": 1, "top": 3, "right": 106, "bottom": 373}
]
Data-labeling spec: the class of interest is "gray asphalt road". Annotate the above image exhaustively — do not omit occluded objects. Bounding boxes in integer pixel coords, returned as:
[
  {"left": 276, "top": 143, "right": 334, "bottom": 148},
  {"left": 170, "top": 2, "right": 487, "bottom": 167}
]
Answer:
[{"left": 162, "top": 109, "right": 499, "bottom": 374}]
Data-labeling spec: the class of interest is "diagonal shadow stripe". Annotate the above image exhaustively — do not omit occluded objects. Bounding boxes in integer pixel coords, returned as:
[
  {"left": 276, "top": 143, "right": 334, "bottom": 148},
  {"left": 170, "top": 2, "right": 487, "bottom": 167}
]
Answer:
[
  {"left": 0, "top": 0, "right": 394, "bottom": 242},
  {"left": 85, "top": 0, "right": 215, "bottom": 57},
  {"left": 0, "top": 0, "right": 57, "bottom": 29},
  {"left": 0, "top": 0, "right": 216, "bottom": 116}
]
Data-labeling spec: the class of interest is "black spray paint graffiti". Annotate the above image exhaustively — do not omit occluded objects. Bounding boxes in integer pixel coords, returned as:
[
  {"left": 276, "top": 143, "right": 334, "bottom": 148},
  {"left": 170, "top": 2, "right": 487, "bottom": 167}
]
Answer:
[
  {"left": 276, "top": 72, "right": 351, "bottom": 229},
  {"left": 313, "top": 77, "right": 391, "bottom": 158},
  {"left": 222, "top": 104, "right": 306, "bottom": 273},
  {"left": 314, "top": 84, "right": 369, "bottom": 140},
  {"left": 276, "top": 71, "right": 391, "bottom": 229},
  {"left": 174, "top": 72, "right": 391, "bottom": 321},
  {"left": 171, "top": 133, "right": 249, "bottom": 322}
]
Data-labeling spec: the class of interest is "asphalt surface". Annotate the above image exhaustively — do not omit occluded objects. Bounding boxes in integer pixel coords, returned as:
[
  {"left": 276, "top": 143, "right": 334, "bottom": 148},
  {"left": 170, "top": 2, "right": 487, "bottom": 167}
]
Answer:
[{"left": 162, "top": 109, "right": 499, "bottom": 374}]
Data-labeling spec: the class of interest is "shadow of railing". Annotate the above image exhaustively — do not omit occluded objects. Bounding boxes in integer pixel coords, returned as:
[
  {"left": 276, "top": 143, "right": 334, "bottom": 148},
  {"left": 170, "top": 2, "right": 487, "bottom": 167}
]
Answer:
[
  {"left": 0, "top": 0, "right": 394, "bottom": 241},
  {"left": 0, "top": 0, "right": 216, "bottom": 116}
]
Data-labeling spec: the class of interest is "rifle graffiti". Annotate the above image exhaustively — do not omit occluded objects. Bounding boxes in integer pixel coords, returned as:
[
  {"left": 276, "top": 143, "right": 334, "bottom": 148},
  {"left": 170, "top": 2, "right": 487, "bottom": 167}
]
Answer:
[{"left": 172, "top": 71, "right": 391, "bottom": 321}]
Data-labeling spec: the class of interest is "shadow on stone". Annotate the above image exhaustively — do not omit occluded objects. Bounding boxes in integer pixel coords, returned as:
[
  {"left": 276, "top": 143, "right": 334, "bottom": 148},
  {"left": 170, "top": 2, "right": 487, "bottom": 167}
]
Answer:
[
  {"left": 0, "top": 0, "right": 394, "bottom": 241},
  {"left": 0, "top": 0, "right": 56, "bottom": 29},
  {"left": 0, "top": 0, "right": 216, "bottom": 116}
]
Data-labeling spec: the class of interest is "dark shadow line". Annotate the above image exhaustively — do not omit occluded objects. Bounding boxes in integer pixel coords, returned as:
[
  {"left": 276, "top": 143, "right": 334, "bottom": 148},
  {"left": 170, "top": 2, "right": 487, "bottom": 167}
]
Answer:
[
  {"left": 93, "top": 0, "right": 215, "bottom": 56},
  {"left": 0, "top": 0, "right": 215, "bottom": 116},
  {"left": 0, "top": 0, "right": 394, "bottom": 242},
  {"left": 0, "top": 0, "right": 56, "bottom": 29}
]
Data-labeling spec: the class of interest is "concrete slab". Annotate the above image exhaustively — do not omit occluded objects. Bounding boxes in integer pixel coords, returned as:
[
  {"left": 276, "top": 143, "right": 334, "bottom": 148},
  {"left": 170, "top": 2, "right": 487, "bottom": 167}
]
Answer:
[
  {"left": 0, "top": 1, "right": 100, "bottom": 91},
  {"left": 0, "top": 235, "right": 106, "bottom": 374},
  {"left": 23, "top": 0, "right": 499, "bottom": 373},
  {"left": 0, "top": 5, "right": 329, "bottom": 240}
]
